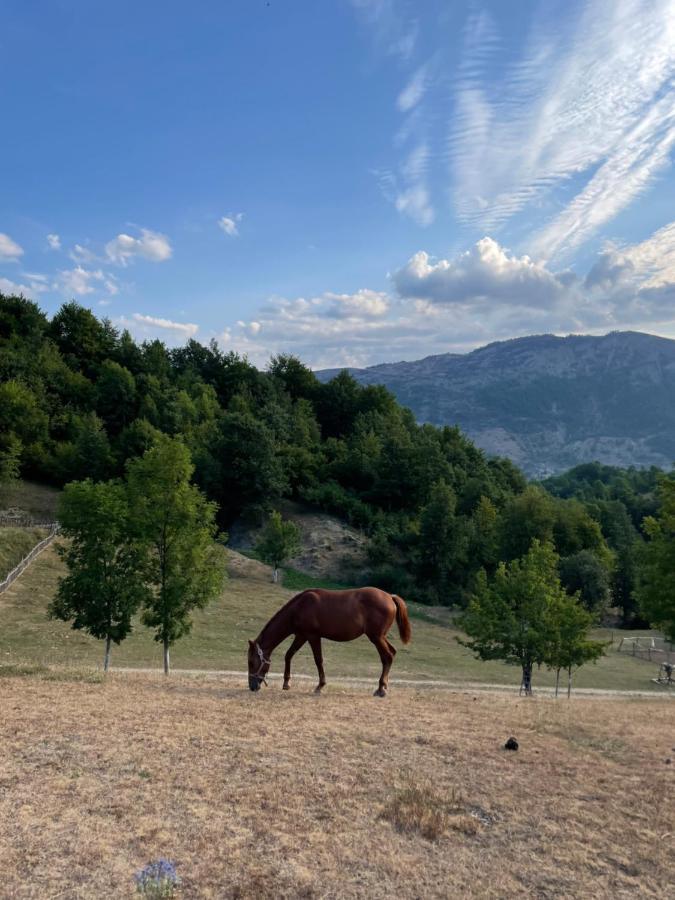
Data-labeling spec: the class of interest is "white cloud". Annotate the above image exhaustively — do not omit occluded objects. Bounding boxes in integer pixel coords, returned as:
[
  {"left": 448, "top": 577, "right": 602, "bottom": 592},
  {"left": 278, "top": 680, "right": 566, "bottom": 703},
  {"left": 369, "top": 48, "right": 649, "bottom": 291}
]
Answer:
[
  {"left": 325, "top": 289, "right": 389, "bottom": 318},
  {"left": 397, "top": 63, "right": 429, "bottom": 112},
  {"left": 130, "top": 313, "right": 198, "bottom": 339},
  {"left": 449, "top": 0, "right": 675, "bottom": 258},
  {"left": 70, "top": 243, "right": 98, "bottom": 263},
  {"left": 218, "top": 213, "right": 244, "bottom": 237},
  {"left": 0, "top": 233, "right": 24, "bottom": 261},
  {"left": 47, "top": 233, "right": 61, "bottom": 250},
  {"left": 393, "top": 238, "right": 566, "bottom": 308},
  {"left": 215, "top": 225, "right": 675, "bottom": 368},
  {"left": 105, "top": 229, "right": 172, "bottom": 265},
  {"left": 58, "top": 266, "right": 106, "bottom": 296},
  {"left": 0, "top": 276, "right": 42, "bottom": 299},
  {"left": 351, "top": 0, "right": 418, "bottom": 61}
]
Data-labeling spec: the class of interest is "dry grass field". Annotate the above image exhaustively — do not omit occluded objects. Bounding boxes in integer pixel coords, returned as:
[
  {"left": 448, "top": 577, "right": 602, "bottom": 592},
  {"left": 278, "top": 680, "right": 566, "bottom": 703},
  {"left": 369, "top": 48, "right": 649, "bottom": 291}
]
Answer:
[{"left": 0, "top": 672, "right": 673, "bottom": 899}]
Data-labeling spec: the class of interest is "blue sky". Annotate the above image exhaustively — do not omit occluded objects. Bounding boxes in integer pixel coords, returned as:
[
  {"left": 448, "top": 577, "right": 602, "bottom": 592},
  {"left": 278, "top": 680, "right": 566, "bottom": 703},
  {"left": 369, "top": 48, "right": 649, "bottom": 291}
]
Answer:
[{"left": 2, "top": 0, "right": 675, "bottom": 367}]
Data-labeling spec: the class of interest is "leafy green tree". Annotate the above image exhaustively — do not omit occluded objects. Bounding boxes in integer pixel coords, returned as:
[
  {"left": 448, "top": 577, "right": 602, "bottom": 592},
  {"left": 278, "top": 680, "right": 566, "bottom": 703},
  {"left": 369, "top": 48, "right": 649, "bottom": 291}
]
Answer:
[
  {"left": 637, "top": 477, "right": 675, "bottom": 642},
  {"left": 0, "top": 433, "right": 21, "bottom": 490},
  {"left": 126, "top": 437, "right": 225, "bottom": 673},
  {"left": 49, "top": 479, "right": 148, "bottom": 671},
  {"left": 559, "top": 549, "right": 611, "bottom": 615},
  {"left": 96, "top": 360, "right": 137, "bottom": 434},
  {"left": 458, "top": 540, "right": 567, "bottom": 694},
  {"left": 499, "top": 486, "right": 556, "bottom": 560},
  {"left": 416, "top": 480, "right": 467, "bottom": 605},
  {"left": 255, "top": 510, "right": 302, "bottom": 582},
  {"left": 49, "top": 301, "right": 117, "bottom": 374},
  {"left": 543, "top": 593, "right": 606, "bottom": 697}
]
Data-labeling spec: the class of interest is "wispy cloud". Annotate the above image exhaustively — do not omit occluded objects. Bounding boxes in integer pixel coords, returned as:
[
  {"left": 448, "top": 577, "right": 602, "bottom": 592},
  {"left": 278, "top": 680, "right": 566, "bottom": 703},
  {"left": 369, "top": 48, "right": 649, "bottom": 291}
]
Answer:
[
  {"left": 351, "top": 0, "right": 418, "bottom": 61},
  {"left": 0, "top": 233, "right": 24, "bottom": 261},
  {"left": 218, "top": 213, "right": 244, "bottom": 237},
  {"left": 449, "top": 0, "right": 675, "bottom": 258},
  {"left": 46, "top": 233, "right": 61, "bottom": 251},
  {"left": 120, "top": 313, "right": 199, "bottom": 341}
]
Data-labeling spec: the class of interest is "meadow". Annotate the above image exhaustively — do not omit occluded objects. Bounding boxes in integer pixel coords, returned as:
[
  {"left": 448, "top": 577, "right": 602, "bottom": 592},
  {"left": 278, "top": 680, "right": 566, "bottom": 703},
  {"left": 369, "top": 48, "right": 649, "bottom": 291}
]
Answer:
[
  {"left": 0, "top": 672, "right": 673, "bottom": 898},
  {"left": 0, "top": 536, "right": 669, "bottom": 695}
]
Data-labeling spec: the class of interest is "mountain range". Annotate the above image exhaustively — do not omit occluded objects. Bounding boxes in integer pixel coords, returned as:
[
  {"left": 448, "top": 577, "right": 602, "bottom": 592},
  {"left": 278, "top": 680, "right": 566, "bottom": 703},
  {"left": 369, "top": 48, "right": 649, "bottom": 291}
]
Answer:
[{"left": 317, "top": 331, "right": 675, "bottom": 476}]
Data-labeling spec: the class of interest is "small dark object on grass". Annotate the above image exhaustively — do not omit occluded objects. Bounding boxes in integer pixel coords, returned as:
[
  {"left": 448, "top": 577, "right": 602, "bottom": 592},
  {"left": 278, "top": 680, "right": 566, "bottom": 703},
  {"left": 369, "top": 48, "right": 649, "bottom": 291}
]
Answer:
[
  {"left": 504, "top": 737, "right": 518, "bottom": 751},
  {"left": 666, "top": 758, "right": 672, "bottom": 765}
]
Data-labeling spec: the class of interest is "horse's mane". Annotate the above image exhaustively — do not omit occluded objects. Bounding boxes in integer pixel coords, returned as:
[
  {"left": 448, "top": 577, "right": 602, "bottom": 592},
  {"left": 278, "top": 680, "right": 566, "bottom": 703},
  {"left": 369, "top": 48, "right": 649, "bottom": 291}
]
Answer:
[{"left": 257, "top": 591, "right": 307, "bottom": 643}]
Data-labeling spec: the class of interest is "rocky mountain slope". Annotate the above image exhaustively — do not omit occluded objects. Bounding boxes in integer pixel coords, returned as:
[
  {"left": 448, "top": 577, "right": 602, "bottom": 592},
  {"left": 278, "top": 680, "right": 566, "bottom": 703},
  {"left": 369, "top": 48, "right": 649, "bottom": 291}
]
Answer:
[{"left": 318, "top": 332, "right": 675, "bottom": 476}]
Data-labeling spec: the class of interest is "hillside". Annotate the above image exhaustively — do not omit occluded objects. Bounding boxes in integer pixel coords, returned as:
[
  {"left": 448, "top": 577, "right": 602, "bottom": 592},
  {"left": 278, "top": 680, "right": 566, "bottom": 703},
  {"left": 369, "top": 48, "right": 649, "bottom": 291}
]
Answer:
[
  {"left": 0, "top": 537, "right": 667, "bottom": 693},
  {"left": 318, "top": 331, "right": 675, "bottom": 476}
]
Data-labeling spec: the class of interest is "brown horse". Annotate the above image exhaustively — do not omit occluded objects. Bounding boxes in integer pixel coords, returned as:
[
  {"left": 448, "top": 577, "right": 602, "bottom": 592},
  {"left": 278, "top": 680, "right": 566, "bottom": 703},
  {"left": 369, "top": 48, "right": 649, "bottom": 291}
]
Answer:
[{"left": 247, "top": 587, "right": 411, "bottom": 696}]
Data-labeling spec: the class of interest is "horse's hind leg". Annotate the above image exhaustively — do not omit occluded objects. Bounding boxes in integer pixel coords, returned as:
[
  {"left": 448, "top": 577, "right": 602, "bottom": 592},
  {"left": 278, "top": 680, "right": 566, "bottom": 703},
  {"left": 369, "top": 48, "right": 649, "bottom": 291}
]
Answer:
[
  {"left": 283, "top": 634, "right": 306, "bottom": 690},
  {"left": 369, "top": 635, "right": 395, "bottom": 697},
  {"left": 308, "top": 636, "right": 326, "bottom": 693}
]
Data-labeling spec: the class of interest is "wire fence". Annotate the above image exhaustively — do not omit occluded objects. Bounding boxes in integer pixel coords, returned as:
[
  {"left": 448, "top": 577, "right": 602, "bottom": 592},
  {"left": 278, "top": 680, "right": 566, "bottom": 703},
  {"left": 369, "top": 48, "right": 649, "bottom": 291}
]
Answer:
[
  {"left": 0, "top": 525, "right": 60, "bottom": 594},
  {"left": 616, "top": 634, "right": 673, "bottom": 663}
]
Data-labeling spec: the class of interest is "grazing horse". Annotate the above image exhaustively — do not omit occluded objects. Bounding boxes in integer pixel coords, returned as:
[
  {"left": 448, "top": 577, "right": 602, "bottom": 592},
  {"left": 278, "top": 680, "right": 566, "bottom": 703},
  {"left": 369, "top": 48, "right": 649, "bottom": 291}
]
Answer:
[{"left": 247, "top": 587, "right": 411, "bottom": 697}]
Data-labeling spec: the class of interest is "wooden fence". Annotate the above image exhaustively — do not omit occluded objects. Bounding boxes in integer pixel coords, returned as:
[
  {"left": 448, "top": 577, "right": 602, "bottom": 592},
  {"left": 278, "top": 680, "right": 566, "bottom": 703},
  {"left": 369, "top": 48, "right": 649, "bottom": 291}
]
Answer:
[{"left": 0, "top": 525, "right": 59, "bottom": 594}]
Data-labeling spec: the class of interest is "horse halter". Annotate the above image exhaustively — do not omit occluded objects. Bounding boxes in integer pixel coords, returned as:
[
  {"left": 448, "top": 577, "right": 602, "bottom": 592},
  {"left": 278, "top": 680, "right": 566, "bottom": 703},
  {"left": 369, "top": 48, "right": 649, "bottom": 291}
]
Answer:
[{"left": 251, "top": 642, "right": 271, "bottom": 686}]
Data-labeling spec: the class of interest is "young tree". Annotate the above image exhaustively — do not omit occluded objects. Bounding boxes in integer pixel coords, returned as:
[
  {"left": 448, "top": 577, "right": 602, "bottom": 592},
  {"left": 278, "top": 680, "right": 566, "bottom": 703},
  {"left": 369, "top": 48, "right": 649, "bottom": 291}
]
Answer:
[
  {"left": 49, "top": 479, "right": 148, "bottom": 671},
  {"left": 458, "top": 540, "right": 567, "bottom": 694},
  {"left": 543, "top": 593, "right": 606, "bottom": 697},
  {"left": 637, "top": 476, "right": 675, "bottom": 642},
  {"left": 255, "top": 510, "right": 301, "bottom": 583},
  {"left": 416, "top": 479, "right": 468, "bottom": 605},
  {"left": 126, "top": 436, "right": 225, "bottom": 674}
]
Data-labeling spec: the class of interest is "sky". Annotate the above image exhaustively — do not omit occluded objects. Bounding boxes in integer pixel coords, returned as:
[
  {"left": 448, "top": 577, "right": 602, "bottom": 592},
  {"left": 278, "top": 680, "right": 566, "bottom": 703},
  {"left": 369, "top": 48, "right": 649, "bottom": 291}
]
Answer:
[{"left": 2, "top": 0, "right": 675, "bottom": 368}]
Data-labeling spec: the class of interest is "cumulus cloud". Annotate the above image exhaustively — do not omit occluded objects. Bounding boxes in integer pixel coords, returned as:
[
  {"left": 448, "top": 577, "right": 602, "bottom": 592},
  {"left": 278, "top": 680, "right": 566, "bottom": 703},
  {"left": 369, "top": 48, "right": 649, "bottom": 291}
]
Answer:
[
  {"left": 47, "top": 233, "right": 61, "bottom": 250},
  {"left": 0, "top": 233, "right": 23, "bottom": 261},
  {"left": 105, "top": 229, "right": 172, "bottom": 265},
  {"left": 0, "top": 275, "right": 47, "bottom": 299},
  {"left": 393, "top": 238, "right": 566, "bottom": 308},
  {"left": 58, "top": 266, "right": 118, "bottom": 297},
  {"left": 218, "top": 213, "right": 244, "bottom": 237},
  {"left": 215, "top": 226, "right": 675, "bottom": 368}
]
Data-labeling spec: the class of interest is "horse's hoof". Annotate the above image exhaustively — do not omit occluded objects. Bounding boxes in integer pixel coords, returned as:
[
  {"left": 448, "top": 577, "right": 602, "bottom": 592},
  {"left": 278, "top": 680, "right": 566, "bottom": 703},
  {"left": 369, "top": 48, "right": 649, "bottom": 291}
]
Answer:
[
  {"left": 374, "top": 688, "right": 387, "bottom": 697},
  {"left": 314, "top": 685, "right": 324, "bottom": 694},
  {"left": 282, "top": 683, "right": 290, "bottom": 691}
]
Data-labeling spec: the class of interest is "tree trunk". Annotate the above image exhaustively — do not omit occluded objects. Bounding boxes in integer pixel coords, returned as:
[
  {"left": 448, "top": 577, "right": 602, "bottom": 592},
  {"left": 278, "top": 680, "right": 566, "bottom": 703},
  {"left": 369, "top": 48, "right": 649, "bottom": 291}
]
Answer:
[
  {"left": 103, "top": 635, "right": 112, "bottom": 673},
  {"left": 567, "top": 666, "right": 572, "bottom": 699},
  {"left": 520, "top": 662, "right": 533, "bottom": 696},
  {"left": 555, "top": 667, "right": 560, "bottom": 698},
  {"left": 163, "top": 638, "right": 170, "bottom": 676},
  {"left": 272, "top": 566, "right": 278, "bottom": 584}
]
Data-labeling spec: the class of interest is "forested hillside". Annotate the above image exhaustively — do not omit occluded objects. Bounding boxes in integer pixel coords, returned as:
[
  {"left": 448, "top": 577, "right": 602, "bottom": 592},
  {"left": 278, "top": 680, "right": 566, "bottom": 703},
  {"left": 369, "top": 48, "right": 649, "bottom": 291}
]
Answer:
[{"left": 0, "top": 293, "right": 668, "bottom": 620}]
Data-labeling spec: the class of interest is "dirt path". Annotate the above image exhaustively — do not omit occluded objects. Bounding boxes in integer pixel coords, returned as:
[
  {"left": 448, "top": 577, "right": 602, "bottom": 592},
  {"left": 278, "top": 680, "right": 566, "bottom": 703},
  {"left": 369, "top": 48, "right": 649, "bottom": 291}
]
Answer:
[{"left": 109, "top": 666, "right": 674, "bottom": 698}]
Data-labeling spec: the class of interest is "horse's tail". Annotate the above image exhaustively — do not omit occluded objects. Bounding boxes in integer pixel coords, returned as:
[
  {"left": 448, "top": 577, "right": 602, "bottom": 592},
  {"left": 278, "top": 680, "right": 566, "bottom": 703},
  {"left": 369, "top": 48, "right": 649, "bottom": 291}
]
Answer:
[{"left": 392, "top": 594, "right": 412, "bottom": 645}]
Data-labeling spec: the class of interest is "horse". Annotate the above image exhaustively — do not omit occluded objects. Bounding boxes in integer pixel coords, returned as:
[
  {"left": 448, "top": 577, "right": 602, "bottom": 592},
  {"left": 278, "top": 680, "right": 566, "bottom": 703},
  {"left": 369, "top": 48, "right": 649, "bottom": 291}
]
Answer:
[{"left": 247, "top": 587, "right": 412, "bottom": 697}]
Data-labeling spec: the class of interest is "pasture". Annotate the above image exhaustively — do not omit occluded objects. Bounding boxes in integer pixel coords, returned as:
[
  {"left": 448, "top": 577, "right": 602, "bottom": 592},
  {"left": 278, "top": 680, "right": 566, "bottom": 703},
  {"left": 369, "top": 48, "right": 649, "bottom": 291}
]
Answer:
[
  {"left": 0, "top": 537, "right": 669, "bottom": 694},
  {"left": 0, "top": 672, "right": 673, "bottom": 898}
]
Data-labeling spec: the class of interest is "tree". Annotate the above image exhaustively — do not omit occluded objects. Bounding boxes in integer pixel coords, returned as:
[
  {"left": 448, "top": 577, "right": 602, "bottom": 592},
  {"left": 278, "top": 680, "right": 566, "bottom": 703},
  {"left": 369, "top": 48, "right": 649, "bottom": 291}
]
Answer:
[
  {"left": 416, "top": 480, "right": 467, "bottom": 605},
  {"left": 637, "top": 476, "right": 675, "bottom": 642},
  {"left": 255, "top": 510, "right": 302, "bottom": 583},
  {"left": 49, "top": 479, "right": 148, "bottom": 671},
  {"left": 458, "top": 540, "right": 567, "bottom": 694},
  {"left": 126, "top": 437, "right": 225, "bottom": 674},
  {"left": 543, "top": 593, "right": 606, "bottom": 697},
  {"left": 559, "top": 549, "right": 610, "bottom": 615}
]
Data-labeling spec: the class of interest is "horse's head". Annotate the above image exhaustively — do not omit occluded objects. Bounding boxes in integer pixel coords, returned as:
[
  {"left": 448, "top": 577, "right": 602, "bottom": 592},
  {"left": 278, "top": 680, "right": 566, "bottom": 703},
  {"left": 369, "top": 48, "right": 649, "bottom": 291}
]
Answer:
[{"left": 247, "top": 639, "right": 270, "bottom": 691}]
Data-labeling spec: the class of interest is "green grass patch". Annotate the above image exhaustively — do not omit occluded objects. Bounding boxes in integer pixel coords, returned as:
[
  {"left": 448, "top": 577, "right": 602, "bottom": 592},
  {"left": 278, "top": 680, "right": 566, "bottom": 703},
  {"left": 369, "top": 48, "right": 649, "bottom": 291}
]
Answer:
[
  {"left": 281, "top": 566, "right": 352, "bottom": 592},
  {"left": 0, "top": 541, "right": 667, "bottom": 692},
  {"left": 0, "top": 527, "right": 49, "bottom": 578}
]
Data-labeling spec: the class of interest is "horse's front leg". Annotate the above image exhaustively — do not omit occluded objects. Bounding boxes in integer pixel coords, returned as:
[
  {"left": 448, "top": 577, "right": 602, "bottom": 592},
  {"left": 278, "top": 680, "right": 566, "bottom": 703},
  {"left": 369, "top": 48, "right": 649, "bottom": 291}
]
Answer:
[
  {"left": 283, "top": 635, "right": 306, "bottom": 690},
  {"left": 369, "top": 635, "right": 395, "bottom": 697},
  {"left": 308, "top": 636, "right": 326, "bottom": 693}
]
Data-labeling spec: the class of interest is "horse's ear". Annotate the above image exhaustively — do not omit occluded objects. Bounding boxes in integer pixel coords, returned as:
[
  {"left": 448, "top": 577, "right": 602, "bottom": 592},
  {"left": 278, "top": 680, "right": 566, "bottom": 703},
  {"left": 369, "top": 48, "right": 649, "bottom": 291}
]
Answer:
[{"left": 248, "top": 639, "right": 254, "bottom": 648}]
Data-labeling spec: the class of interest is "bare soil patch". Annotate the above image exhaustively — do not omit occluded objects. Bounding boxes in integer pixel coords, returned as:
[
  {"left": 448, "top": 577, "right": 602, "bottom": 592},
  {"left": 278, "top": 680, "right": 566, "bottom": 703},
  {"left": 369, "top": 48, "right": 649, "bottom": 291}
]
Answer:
[{"left": 0, "top": 674, "right": 672, "bottom": 898}]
